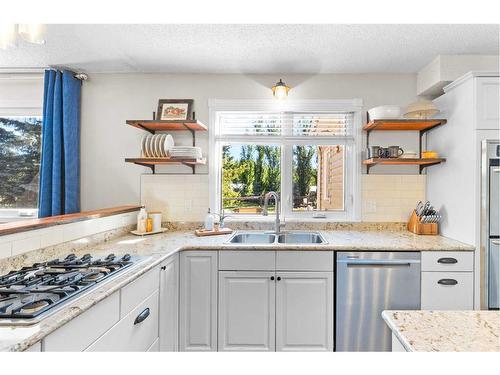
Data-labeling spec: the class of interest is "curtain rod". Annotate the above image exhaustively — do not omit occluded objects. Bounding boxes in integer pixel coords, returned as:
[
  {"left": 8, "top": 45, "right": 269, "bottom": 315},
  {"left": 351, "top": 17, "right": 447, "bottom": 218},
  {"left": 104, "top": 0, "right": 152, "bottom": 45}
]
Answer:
[{"left": 0, "top": 67, "right": 88, "bottom": 80}]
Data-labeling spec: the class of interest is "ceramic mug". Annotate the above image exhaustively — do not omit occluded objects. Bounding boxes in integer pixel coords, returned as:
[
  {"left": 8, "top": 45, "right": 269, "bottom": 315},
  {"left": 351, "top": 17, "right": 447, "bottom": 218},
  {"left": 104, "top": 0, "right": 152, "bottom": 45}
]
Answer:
[
  {"left": 388, "top": 146, "right": 404, "bottom": 158},
  {"left": 149, "top": 212, "right": 162, "bottom": 232},
  {"left": 368, "top": 146, "right": 383, "bottom": 158}
]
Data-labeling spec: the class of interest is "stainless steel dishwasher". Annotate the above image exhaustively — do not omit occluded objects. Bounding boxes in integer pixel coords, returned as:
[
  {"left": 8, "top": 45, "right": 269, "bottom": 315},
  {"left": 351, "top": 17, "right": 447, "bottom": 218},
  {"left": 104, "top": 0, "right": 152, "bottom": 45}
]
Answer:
[{"left": 336, "top": 252, "right": 421, "bottom": 352}]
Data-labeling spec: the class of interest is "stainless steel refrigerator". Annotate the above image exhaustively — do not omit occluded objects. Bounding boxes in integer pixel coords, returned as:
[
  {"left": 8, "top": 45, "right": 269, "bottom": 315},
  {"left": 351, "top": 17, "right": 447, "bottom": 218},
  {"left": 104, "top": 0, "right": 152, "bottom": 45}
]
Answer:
[{"left": 483, "top": 140, "right": 500, "bottom": 309}]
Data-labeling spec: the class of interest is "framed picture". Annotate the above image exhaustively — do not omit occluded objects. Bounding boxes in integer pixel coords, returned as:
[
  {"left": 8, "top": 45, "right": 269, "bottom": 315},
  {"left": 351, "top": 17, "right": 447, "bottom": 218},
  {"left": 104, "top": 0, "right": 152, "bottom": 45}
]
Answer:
[{"left": 157, "top": 99, "right": 193, "bottom": 121}]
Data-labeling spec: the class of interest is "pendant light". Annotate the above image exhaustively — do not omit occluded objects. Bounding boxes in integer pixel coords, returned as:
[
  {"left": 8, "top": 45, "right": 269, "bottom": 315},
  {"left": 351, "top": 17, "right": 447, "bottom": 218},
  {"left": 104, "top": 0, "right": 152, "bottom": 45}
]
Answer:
[
  {"left": 0, "top": 23, "right": 46, "bottom": 49},
  {"left": 272, "top": 79, "right": 290, "bottom": 100}
]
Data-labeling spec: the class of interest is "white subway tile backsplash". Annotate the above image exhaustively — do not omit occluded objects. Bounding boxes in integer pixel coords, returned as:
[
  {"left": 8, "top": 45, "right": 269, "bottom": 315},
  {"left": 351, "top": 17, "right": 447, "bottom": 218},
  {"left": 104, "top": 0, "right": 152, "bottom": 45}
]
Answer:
[
  {"left": 39, "top": 227, "right": 64, "bottom": 248},
  {"left": 361, "top": 174, "right": 426, "bottom": 222},
  {"left": 0, "top": 242, "right": 12, "bottom": 260},
  {"left": 141, "top": 174, "right": 209, "bottom": 222},
  {"left": 0, "top": 212, "right": 134, "bottom": 259},
  {"left": 12, "top": 235, "right": 41, "bottom": 256}
]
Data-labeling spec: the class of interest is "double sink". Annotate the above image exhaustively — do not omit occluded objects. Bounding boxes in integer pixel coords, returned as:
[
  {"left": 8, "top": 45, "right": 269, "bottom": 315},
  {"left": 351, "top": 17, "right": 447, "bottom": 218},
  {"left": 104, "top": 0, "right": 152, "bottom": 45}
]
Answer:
[{"left": 226, "top": 231, "right": 327, "bottom": 245}]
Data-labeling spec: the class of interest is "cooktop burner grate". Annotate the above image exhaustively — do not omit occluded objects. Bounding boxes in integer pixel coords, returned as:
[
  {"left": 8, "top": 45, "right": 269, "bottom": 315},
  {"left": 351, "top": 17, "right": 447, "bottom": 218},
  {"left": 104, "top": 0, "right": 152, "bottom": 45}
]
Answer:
[{"left": 0, "top": 253, "right": 135, "bottom": 321}]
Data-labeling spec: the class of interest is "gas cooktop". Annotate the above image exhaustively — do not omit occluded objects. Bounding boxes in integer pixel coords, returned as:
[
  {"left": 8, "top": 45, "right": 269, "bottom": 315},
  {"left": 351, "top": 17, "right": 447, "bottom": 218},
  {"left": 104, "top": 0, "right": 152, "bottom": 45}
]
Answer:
[{"left": 0, "top": 253, "right": 139, "bottom": 325}]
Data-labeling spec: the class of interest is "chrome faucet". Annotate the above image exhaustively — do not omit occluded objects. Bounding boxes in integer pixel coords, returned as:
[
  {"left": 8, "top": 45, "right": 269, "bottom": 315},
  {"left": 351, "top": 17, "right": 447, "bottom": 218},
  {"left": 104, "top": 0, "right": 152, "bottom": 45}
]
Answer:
[{"left": 263, "top": 191, "right": 285, "bottom": 234}]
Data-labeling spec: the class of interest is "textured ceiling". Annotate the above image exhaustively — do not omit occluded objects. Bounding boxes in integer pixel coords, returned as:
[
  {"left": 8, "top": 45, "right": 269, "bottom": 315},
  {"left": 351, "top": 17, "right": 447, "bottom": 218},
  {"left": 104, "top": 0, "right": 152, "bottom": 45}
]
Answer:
[{"left": 0, "top": 24, "right": 498, "bottom": 73}]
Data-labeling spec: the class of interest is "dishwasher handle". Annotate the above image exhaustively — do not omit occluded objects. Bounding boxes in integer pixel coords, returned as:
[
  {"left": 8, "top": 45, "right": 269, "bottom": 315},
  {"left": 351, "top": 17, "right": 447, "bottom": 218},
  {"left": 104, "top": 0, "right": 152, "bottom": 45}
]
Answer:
[{"left": 341, "top": 259, "right": 419, "bottom": 267}]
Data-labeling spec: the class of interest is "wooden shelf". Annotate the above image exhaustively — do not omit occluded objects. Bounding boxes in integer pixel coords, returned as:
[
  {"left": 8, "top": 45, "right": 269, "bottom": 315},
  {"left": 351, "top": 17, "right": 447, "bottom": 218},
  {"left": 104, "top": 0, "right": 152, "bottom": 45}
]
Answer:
[
  {"left": 363, "top": 119, "right": 447, "bottom": 132},
  {"left": 126, "top": 120, "right": 208, "bottom": 133},
  {"left": 363, "top": 157, "right": 446, "bottom": 173},
  {"left": 125, "top": 157, "right": 206, "bottom": 174}
]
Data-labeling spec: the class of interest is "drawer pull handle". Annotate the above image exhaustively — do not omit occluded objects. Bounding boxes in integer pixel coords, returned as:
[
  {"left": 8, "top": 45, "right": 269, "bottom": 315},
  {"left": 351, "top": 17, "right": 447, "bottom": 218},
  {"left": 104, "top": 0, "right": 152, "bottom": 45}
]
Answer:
[
  {"left": 438, "top": 279, "right": 458, "bottom": 286},
  {"left": 437, "top": 257, "right": 458, "bottom": 264},
  {"left": 270, "top": 276, "right": 275, "bottom": 281},
  {"left": 277, "top": 276, "right": 281, "bottom": 281},
  {"left": 134, "top": 308, "right": 151, "bottom": 325}
]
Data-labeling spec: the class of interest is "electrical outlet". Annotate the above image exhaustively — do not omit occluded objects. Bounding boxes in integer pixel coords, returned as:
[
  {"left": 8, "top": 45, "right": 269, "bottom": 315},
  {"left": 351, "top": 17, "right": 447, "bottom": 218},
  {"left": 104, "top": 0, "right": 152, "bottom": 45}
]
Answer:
[{"left": 184, "top": 199, "right": 193, "bottom": 211}]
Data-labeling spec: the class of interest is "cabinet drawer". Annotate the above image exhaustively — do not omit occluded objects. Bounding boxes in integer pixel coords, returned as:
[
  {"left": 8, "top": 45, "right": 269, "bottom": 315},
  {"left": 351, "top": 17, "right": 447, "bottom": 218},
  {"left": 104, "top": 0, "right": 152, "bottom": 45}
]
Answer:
[
  {"left": 276, "top": 251, "right": 333, "bottom": 271},
  {"left": 421, "top": 272, "right": 473, "bottom": 310},
  {"left": 421, "top": 251, "right": 473, "bottom": 272},
  {"left": 86, "top": 290, "right": 159, "bottom": 352},
  {"left": 121, "top": 267, "right": 160, "bottom": 318},
  {"left": 43, "top": 292, "right": 120, "bottom": 352},
  {"left": 219, "top": 251, "right": 275, "bottom": 271}
]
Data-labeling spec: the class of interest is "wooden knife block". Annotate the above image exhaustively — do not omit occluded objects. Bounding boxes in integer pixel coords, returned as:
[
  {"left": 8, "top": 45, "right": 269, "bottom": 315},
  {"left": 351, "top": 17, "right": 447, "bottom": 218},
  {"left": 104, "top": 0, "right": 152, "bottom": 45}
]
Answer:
[{"left": 407, "top": 210, "right": 438, "bottom": 235}]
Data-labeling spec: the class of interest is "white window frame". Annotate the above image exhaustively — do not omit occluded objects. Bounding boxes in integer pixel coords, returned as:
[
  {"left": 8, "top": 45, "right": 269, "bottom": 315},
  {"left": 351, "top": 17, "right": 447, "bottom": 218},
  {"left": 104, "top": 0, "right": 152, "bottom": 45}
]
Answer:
[
  {"left": 0, "top": 74, "right": 43, "bottom": 219},
  {"left": 208, "top": 99, "right": 363, "bottom": 222}
]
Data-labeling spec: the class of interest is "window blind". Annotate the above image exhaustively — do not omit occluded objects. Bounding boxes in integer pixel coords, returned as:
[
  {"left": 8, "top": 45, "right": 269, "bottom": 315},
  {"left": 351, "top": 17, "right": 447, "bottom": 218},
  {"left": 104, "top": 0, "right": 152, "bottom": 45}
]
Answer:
[{"left": 218, "top": 111, "right": 353, "bottom": 138}]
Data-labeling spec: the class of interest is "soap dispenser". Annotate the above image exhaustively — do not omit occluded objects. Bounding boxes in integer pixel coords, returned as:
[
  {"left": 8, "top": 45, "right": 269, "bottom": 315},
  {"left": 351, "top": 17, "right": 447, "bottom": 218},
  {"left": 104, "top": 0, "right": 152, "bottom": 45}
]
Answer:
[
  {"left": 137, "top": 205, "right": 148, "bottom": 233},
  {"left": 204, "top": 208, "right": 214, "bottom": 231}
]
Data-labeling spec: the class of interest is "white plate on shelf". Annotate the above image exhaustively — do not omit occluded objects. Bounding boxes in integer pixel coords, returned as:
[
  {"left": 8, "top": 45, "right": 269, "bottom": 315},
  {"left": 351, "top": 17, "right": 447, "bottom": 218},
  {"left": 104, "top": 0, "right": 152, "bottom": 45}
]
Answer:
[
  {"left": 157, "top": 134, "right": 165, "bottom": 157},
  {"left": 143, "top": 134, "right": 150, "bottom": 157},
  {"left": 140, "top": 134, "right": 149, "bottom": 157},
  {"left": 146, "top": 134, "right": 155, "bottom": 157},
  {"left": 163, "top": 134, "right": 174, "bottom": 157},
  {"left": 153, "top": 134, "right": 161, "bottom": 157}
]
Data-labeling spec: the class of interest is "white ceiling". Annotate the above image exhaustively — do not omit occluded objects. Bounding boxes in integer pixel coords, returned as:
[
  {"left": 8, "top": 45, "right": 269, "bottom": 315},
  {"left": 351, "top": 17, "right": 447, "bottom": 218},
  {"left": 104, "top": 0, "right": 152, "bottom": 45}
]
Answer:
[{"left": 0, "top": 24, "right": 498, "bottom": 74}]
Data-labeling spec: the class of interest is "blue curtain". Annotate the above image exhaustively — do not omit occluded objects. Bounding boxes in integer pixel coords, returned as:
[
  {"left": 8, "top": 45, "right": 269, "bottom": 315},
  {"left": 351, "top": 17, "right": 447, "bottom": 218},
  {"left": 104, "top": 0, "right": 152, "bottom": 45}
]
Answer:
[{"left": 38, "top": 70, "right": 81, "bottom": 217}]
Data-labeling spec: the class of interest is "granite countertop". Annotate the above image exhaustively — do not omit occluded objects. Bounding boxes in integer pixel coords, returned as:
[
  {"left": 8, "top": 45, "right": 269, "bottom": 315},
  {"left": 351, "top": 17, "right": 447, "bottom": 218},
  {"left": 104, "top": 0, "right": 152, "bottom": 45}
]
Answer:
[
  {"left": 382, "top": 310, "right": 500, "bottom": 352},
  {"left": 0, "top": 229, "right": 474, "bottom": 351}
]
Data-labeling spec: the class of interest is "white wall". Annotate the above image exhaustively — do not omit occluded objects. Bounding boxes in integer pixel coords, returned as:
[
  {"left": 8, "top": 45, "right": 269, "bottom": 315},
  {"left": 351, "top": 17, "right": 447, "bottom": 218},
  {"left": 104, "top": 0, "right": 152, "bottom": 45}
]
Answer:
[{"left": 81, "top": 73, "right": 420, "bottom": 212}]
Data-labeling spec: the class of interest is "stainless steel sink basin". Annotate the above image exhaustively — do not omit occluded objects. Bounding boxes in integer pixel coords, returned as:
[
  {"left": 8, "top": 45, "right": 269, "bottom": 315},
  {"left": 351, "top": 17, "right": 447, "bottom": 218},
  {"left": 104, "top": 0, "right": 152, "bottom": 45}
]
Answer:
[
  {"left": 226, "top": 231, "right": 326, "bottom": 244},
  {"left": 277, "top": 232, "right": 326, "bottom": 244},
  {"left": 227, "top": 233, "right": 276, "bottom": 244}
]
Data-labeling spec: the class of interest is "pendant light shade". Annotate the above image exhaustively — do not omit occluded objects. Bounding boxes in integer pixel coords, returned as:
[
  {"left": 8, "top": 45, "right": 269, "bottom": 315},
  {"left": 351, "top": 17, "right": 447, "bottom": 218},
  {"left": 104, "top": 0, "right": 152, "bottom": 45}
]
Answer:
[
  {"left": 18, "top": 24, "right": 46, "bottom": 44},
  {"left": 272, "top": 79, "right": 290, "bottom": 99},
  {"left": 403, "top": 99, "right": 439, "bottom": 119}
]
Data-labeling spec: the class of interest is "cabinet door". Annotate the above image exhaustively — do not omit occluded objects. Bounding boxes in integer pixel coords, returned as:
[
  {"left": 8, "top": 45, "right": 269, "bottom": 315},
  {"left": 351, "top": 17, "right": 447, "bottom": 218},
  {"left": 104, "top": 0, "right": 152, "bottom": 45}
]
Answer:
[
  {"left": 476, "top": 77, "right": 499, "bottom": 130},
  {"left": 276, "top": 272, "right": 333, "bottom": 351},
  {"left": 179, "top": 251, "right": 218, "bottom": 351},
  {"left": 159, "top": 253, "right": 179, "bottom": 351},
  {"left": 218, "top": 271, "right": 275, "bottom": 351},
  {"left": 421, "top": 271, "right": 474, "bottom": 310}
]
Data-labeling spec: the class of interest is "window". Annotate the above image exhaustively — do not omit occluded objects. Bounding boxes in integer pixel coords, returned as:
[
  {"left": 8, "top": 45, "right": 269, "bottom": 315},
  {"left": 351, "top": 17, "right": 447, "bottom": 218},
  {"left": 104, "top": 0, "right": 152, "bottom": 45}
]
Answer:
[
  {"left": 0, "top": 116, "right": 42, "bottom": 209},
  {"left": 210, "top": 100, "right": 362, "bottom": 221}
]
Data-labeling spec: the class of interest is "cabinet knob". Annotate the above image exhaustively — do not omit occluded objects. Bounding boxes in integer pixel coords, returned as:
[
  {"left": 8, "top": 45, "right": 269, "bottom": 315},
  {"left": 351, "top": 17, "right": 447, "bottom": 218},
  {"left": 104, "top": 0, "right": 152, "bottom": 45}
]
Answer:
[
  {"left": 161, "top": 266, "right": 166, "bottom": 270},
  {"left": 270, "top": 276, "right": 275, "bottom": 281},
  {"left": 277, "top": 276, "right": 281, "bottom": 281}
]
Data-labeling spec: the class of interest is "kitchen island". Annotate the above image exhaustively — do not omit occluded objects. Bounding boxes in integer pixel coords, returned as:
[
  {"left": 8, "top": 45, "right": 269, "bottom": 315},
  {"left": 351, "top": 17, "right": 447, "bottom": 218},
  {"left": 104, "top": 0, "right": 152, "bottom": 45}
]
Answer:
[{"left": 382, "top": 310, "right": 500, "bottom": 352}]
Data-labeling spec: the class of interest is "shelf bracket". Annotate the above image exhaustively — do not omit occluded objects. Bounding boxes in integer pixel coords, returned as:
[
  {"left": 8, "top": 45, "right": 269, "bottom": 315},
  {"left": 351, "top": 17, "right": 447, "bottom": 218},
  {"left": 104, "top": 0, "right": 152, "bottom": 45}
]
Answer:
[
  {"left": 136, "top": 123, "right": 155, "bottom": 134},
  {"left": 134, "top": 161, "right": 155, "bottom": 173}
]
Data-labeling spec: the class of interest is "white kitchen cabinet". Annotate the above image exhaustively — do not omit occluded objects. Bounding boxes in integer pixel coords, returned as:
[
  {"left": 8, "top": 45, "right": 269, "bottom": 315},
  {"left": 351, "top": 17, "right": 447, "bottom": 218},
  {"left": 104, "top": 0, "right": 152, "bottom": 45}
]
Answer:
[
  {"left": 475, "top": 77, "right": 500, "bottom": 130},
  {"left": 218, "top": 271, "right": 275, "bottom": 351},
  {"left": 179, "top": 251, "right": 218, "bottom": 351},
  {"left": 421, "top": 271, "right": 474, "bottom": 310},
  {"left": 43, "top": 291, "right": 120, "bottom": 352},
  {"left": 276, "top": 272, "right": 333, "bottom": 351},
  {"left": 85, "top": 290, "right": 159, "bottom": 352},
  {"left": 159, "top": 253, "right": 179, "bottom": 352}
]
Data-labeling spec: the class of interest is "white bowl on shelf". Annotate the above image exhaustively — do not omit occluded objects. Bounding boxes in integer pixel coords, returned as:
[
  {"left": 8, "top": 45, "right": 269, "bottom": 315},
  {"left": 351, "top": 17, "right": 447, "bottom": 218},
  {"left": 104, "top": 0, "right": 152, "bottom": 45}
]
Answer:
[{"left": 368, "top": 105, "right": 402, "bottom": 120}]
